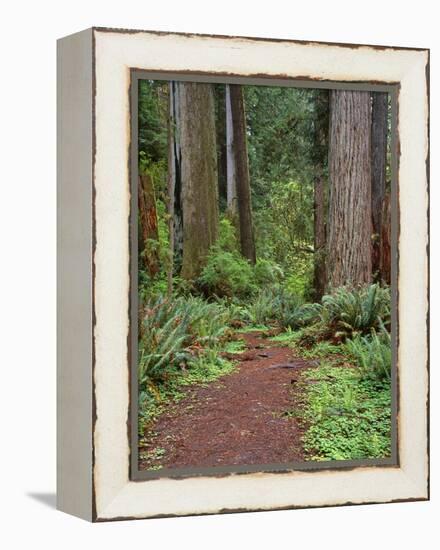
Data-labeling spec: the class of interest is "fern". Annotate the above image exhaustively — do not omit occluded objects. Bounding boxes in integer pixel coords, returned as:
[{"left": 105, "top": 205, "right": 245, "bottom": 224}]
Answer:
[
  {"left": 320, "top": 284, "right": 390, "bottom": 339},
  {"left": 138, "top": 295, "right": 232, "bottom": 386},
  {"left": 345, "top": 323, "right": 391, "bottom": 381}
]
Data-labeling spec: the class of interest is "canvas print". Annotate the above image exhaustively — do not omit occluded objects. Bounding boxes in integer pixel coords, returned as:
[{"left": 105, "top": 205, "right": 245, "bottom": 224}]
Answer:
[{"left": 136, "top": 79, "right": 394, "bottom": 473}]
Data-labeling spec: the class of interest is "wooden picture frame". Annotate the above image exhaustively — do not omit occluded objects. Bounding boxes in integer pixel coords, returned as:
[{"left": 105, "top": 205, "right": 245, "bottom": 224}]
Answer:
[{"left": 57, "top": 27, "right": 429, "bottom": 522}]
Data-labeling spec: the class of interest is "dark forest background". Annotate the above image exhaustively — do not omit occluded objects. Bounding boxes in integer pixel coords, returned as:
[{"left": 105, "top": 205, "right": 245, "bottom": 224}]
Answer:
[{"left": 138, "top": 82, "right": 391, "bottom": 301}]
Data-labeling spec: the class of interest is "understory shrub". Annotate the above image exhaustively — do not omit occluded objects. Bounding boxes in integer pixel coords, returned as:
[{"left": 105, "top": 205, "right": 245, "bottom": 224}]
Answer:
[
  {"left": 319, "top": 284, "right": 390, "bottom": 340},
  {"left": 286, "top": 269, "right": 314, "bottom": 299},
  {"left": 296, "top": 321, "right": 333, "bottom": 347},
  {"left": 197, "top": 219, "right": 286, "bottom": 299},
  {"left": 277, "top": 293, "right": 316, "bottom": 330},
  {"left": 138, "top": 295, "right": 231, "bottom": 387},
  {"left": 197, "top": 248, "right": 257, "bottom": 298},
  {"left": 138, "top": 294, "right": 239, "bottom": 435},
  {"left": 345, "top": 324, "right": 391, "bottom": 381},
  {"left": 284, "top": 284, "right": 390, "bottom": 348},
  {"left": 217, "top": 217, "right": 239, "bottom": 252},
  {"left": 242, "top": 287, "right": 318, "bottom": 330},
  {"left": 240, "top": 288, "right": 277, "bottom": 326},
  {"left": 253, "top": 258, "right": 284, "bottom": 286}
]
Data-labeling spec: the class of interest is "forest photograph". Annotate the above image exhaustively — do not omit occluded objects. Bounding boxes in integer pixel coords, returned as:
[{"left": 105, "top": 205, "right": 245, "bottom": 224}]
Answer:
[{"left": 136, "top": 78, "right": 393, "bottom": 472}]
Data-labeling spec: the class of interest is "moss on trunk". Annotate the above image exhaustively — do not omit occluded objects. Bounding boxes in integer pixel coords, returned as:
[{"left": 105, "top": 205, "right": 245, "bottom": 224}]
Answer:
[
  {"left": 179, "top": 82, "right": 219, "bottom": 280},
  {"left": 328, "top": 90, "right": 372, "bottom": 288}
]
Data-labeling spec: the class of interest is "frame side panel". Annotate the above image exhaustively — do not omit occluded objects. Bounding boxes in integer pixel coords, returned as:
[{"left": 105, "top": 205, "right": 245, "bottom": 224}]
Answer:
[{"left": 57, "top": 28, "right": 94, "bottom": 521}]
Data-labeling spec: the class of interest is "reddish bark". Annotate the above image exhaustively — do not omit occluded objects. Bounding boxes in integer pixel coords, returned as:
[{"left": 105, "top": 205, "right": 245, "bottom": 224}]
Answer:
[
  {"left": 328, "top": 90, "right": 372, "bottom": 288},
  {"left": 178, "top": 82, "right": 219, "bottom": 280},
  {"left": 229, "top": 84, "right": 256, "bottom": 264},
  {"left": 139, "top": 173, "right": 160, "bottom": 278},
  {"left": 371, "top": 92, "right": 388, "bottom": 280},
  {"left": 380, "top": 191, "right": 391, "bottom": 285},
  {"left": 313, "top": 175, "right": 327, "bottom": 299}
]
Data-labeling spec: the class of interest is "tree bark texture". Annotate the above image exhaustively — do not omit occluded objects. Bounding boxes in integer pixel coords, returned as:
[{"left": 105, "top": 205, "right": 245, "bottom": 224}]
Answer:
[
  {"left": 327, "top": 90, "right": 372, "bottom": 288},
  {"left": 313, "top": 175, "right": 327, "bottom": 299},
  {"left": 229, "top": 84, "right": 256, "bottom": 264},
  {"left": 179, "top": 82, "right": 219, "bottom": 280},
  {"left": 214, "top": 85, "right": 227, "bottom": 203},
  {"left": 371, "top": 91, "right": 388, "bottom": 280},
  {"left": 312, "top": 90, "right": 329, "bottom": 300},
  {"left": 225, "top": 84, "right": 240, "bottom": 240},
  {"left": 168, "top": 81, "right": 183, "bottom": 268},
  {"left": 226, "top": 85, "right": 238, "bottom": 215},
  {"left": 138, "top": 173, "right": 160, "bottom": 278},
  {"left": 380, "top": 191, "right": 391, "bottom": 285}
]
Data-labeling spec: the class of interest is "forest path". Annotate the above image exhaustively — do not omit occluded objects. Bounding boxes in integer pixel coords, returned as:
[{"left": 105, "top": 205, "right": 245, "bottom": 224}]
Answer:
[{"left": 139, "top": 332, "right": 317, "bottom": 471}]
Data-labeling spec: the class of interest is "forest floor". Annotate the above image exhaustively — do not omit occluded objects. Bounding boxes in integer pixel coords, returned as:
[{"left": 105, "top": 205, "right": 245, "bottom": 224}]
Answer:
[{"left": 139, "top": 332, "right": 318, "bottom": 471}]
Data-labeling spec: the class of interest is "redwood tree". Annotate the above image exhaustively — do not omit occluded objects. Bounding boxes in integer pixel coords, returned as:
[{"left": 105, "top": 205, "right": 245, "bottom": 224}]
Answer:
[
  {"left": 139, "top": 173, "right": 160, "bottom": 278},
  {"left": 214, "top": 85, "right": 227, "bottom": 204},
  {"left": 225, "top": 84, "right": 238, "bottom": 217},
  {"left": 168, "top": 81, "right": 183, "bottom": 268},
  {"left": 178, "top": 82, "right": 219, "bottom": 280},
  {"left": 229, "top": 84, "right": 256, "bottom": 264},
  {"left": 371, "top": 91, "right": 388, "bottom": 281},
  {"left": 313, "top": 175, "right": 327, "bottom": 298},
  {"left": 311, "top": 90, "right": 329, "bottom": 300},
  {"left": 380, "top": 191, "right": 391, "bottom": 285},
  {"left": 327, "top": 90, "right": 373, "bottom": 288}
]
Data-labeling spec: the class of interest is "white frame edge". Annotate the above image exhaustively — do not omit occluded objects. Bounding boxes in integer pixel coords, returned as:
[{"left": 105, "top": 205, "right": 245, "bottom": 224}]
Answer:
[{"left": 58, "top": 28, "right": 429, "bottom": 522}]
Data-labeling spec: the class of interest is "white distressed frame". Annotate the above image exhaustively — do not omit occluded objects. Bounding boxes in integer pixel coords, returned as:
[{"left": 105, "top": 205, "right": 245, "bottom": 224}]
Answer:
[{"left": 58, "top": 28, "right": 429, "bottom": 521}]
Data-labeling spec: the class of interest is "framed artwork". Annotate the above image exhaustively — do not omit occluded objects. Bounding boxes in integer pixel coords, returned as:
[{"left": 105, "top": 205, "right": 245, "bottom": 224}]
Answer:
[{"left": 57, "top": 27, "right": 429, "bottom": 521}]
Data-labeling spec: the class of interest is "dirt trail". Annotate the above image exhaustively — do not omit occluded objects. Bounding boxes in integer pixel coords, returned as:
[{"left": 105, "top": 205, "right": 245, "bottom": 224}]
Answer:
[{"left": 139, "top": 332, "right": 316, "bottom": 471}]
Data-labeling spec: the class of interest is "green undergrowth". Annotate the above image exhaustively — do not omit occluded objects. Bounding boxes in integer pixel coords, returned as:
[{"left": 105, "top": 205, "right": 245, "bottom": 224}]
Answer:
[
  {"left": 269, "top": 328, "right": 299, "bottom": 344},
  {"left": 137, "top": 294, "right": 250, "bottom": 438},
  {"left": 302, "top": 364, "right": 391, "bottom": 460},
  {"left": 297, "top": 339, "right": 343, "bottom": 360},
  {"left": 287, "top": 361, "right": 391, "bottom": 461},
  {"left": 139, "top": 446, "right": 166, "bottom": 469},
  {"left": 236, "top": 324, "right": 270, "bottom": 333},
  {"left": 272, "top": 317, "right": 392, "bottom": 461},
  {"left": 224, "top": 339, "right": 247, "bottom": 354},
  {"left": 269, "top": 329, "right": 342, "bottom": 360},
  {"left": 138, "top": 282, "right": 392, "bottom": 464}
]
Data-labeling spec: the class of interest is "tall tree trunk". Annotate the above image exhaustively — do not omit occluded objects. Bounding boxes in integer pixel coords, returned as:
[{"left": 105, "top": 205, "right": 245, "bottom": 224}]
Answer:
[
  {"left": 229, "top": 84, "right": 256, "bottom": 264},
  {"left": 371, "top": 91, "right": 388, "bottom": 281},
  {"left": 313, "top": 175, "right": 327, "bottom": 299},
  {"left": 179, "top": 82, "right": 219, "bottom": 280},
  {"left": 380, "top": 191, "right": 391, "bottom": 285},
  {"left": 214, "top": 85, "right": 227, "bottom": 203},
  {"left": 168, "top": 81, "right": 183, "bottom": 273},
  {"left": 225, "top": 84, "right": 240, "bottom": 240},
  {"left": 226, "top": 85, "right": 238, "bottom": 214},
  {"left": 312, "top": 90, "right": 329, "bottom": 300},
  {"left": 327, "top": 90, "right": 372, "bottom": 288},
  {"left": 139, "top": 173, "right": 160, "bottom": 278}
]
